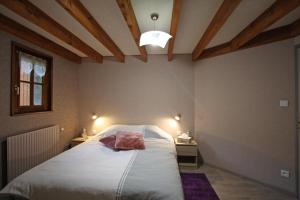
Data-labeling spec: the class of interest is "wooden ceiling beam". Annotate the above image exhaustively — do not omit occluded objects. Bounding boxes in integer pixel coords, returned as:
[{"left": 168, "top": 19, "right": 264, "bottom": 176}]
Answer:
[
  {"left": 198, "top": 18, "right": 300, "bottom": 60},
  {"left": 168, "top": 0, "right": 182, "bottom": 61},
  {"left": 0, "top": 13, "right": 82, "bottom": 64},
  {"left": 116, "top": 0, "right": 147, "bottom": 62},
  {"left": 0, "top": 0, "right": 102, "bottom": 63},
  {"left": 195, "top": 0, "right": 300, "bottom": 60},
  {"left": 56, "top": 0, "right": 125, "bottom": 62},
  {"left": 192, "top": 0, "right": 241, "bottom": 61},
  {"left": 242, "top": 18, "right": 300, "bottom": 49},
  {"left": 230, "top": 0, "right": 300, "bottom": 50},
  {"left": 198, "top": 42, "right": 230, "bottom": 60}
]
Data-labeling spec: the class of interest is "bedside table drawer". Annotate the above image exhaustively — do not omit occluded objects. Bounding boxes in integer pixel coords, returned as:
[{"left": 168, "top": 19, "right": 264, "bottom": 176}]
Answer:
[{"left": 176, "top": 145, "right": 197, "bottom": 156}]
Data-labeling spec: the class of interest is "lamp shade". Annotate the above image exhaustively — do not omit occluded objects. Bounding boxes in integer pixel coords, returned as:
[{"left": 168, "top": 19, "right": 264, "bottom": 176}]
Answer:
[
  {"left": 91, "top": 113, "right": 98, "bottom": 120},
  {"left": 139, "top": 31, "right": 172, "bottom": 48},
  {"left": 174, "top": 114, "right": 181, "bottom": 121}
]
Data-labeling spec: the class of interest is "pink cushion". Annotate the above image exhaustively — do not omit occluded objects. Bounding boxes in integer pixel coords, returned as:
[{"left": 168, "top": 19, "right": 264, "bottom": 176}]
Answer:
[
  {"left": 99, "top": 135, "right": 116, "bottom": 149},
  {"left": 115, "top": 131, "right": 145, "bottom": 150}
]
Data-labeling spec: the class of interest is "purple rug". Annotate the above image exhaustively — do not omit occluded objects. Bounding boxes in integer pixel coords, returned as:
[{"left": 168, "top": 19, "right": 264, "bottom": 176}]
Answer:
[{"left": 181, "top": 173, "right": 220, "bottom": 200}]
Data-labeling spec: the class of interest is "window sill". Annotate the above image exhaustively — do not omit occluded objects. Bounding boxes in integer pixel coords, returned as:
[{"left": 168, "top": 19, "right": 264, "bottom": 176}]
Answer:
[{"left": 11, "top": 110, "right": 53, "bottom": 117}]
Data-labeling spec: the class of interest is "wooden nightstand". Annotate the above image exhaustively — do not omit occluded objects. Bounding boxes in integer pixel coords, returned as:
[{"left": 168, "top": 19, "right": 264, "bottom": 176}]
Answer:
[
  {"left": 70, "top": 136, "right": 94, "bottom": 148},
  {"left": 175, "top": 138, "right": 198, "bottom": 168}
]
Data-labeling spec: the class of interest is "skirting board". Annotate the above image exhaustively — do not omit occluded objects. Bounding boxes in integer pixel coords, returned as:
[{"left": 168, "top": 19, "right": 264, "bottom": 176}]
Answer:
[{"left": 204, "top": 162, "right": 296, "bottom": 198}]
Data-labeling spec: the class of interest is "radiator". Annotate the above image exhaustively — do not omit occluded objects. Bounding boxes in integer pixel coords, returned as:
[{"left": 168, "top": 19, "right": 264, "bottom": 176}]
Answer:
[{"left": 7, "top": 125, "right": 60, "bottom": 182}]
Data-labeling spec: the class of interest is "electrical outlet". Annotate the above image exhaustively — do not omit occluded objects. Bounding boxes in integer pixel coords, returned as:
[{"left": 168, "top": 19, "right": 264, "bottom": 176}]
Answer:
[
  {"left": 280, "top": 100, "right": 289, "bottom": 107},
  {"left": 281, "top": 170, "right": 290, "bottom": 178}
]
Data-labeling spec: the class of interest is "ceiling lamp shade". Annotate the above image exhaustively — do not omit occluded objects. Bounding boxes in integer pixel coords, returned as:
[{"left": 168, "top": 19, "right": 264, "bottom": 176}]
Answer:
[
  {"left": 139, "top": 13, "right": 172, "bottom": 48},
  {"left": 139, "top": 31, "right": 172, "bottom": 48}
]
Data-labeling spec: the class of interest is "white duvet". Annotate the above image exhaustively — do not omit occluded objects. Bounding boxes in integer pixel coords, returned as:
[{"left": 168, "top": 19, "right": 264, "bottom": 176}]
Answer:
[{"left": 1, "top": 125, "right": 184, "bottom": 200}]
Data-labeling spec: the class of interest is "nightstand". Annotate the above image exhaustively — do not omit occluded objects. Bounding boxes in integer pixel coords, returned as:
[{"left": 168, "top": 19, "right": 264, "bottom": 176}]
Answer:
[
  {"left": 70, "top": 136, "right": 94, "bottom": 148},
  {"left": 175, "top": 138, "right": 198, "bottom": 168}
]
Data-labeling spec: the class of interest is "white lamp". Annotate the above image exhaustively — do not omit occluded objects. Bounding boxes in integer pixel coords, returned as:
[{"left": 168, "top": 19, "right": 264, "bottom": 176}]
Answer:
[
  {"left": 140, "top": 31, "right": 172, "bottom": 48},
  {"left": 139, "top": 13, "right": 172, "bottom": 48},
  {"left": 91, "top": 113, "right": 98, "bottom": 120},
  {"left": 174, "top": 114, "right": 181, "bottom": 121}
]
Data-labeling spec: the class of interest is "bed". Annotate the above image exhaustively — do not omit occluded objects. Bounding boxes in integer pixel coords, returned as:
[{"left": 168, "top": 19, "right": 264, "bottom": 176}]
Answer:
[{"left": 0, "top": 125, "right": 184, "bottom": 200}]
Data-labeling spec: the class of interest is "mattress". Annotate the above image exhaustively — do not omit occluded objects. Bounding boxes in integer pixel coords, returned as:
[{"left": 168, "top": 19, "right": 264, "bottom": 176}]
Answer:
[{"left": 0, "top": 125, "right": 184, "bottom": 200}]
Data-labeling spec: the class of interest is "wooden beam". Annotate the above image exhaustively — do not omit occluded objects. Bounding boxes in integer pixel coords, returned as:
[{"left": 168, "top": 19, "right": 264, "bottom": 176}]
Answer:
[
  {"left": 116, "top": 0, "right": 147, "bottom": 62},
  {"left": 0, "top": 0, "right": 102, "bottom": 63},
  {"left": 56, "top": 0, "right": 125, "bottom": 62},
  {"left": 198, "top": 18, "right": 300, "bottom": 60},
  {"left": 198, "top": 42, "right": 231, "bottom": 60},
  {"left": 0, "top": 13, "right": 82, "bottom": 64},
  {"left": 192, "top": 0, "right": 241, "bottom": 61},
  {"left": 230, "top": 0, "right": 300, "bottom": 50},
  {"left": 242, "top": 18, "right": 300, "bottom": 48},
  {"left": 195, "top": 0, "right": 300, "bottom": 60},
  {"left": 168, "top": 0, "right": 182, "bottom": 61},
  {"left": 291, "top": 17, "right": 300, "bottom": 35}
]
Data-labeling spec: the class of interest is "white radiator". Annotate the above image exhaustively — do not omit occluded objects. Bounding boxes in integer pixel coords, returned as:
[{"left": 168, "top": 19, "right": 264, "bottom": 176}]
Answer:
[{"left": 7, "top": 125, "right": 60, "bottom": 182}]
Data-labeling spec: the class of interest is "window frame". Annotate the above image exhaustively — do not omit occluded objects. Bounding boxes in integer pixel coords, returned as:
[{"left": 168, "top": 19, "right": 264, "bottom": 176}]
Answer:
[{"left": 11, "top": 42, "right": 53, "bottom": 116}]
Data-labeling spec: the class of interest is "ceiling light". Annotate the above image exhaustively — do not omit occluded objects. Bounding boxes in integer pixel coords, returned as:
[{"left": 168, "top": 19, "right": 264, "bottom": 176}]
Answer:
[
  {"left": 140, "top": 31, "right": 172, "bottom": 48},
  {"left": 139, "top": 13, "right": 172, "bottom": 48}
]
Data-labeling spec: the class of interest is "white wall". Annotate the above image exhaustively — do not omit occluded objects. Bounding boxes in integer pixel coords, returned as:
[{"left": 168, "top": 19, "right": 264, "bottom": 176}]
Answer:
[
  {"left": 194, "top": 39, "right": 296, "bottom": 193},
  {"left": 78, "top": 55, "right": 194, "bottom": 137}
]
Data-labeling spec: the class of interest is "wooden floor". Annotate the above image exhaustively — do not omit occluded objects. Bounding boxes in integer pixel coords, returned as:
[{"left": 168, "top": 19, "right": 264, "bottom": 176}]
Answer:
[{"left": 180, "top": 164, "right": 298, "bottom": 200}]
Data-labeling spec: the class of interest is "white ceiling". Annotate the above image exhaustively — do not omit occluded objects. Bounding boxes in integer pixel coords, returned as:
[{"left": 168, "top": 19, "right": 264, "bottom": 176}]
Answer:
[
  {"left": 174, "top": 0, "right": 223, "bottom": 54},
  {"left": 0, "top": 0, "right": 299, "bottom": 59}
]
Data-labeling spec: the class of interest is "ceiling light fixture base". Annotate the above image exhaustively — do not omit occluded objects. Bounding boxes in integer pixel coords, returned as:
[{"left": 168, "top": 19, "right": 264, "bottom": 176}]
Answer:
[{"left": 151, "top": 13, "right": 159, "bottom": 21}]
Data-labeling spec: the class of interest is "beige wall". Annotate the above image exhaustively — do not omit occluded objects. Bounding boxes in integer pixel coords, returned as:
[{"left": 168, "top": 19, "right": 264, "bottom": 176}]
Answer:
[
  {"left": 0, "top": 31, "right": 80, "bottom": 151},
  {"left": 78, "top": 55, "right": 194, "bottom": 137},
  {"left": 194, "top": 39, "right": 296, "bottom": 193}
]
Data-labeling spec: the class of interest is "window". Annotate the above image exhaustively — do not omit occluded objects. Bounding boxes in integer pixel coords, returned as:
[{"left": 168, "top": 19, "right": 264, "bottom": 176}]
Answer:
[{"left": 11, "top": 42, "right": 52, "bottom": 115}]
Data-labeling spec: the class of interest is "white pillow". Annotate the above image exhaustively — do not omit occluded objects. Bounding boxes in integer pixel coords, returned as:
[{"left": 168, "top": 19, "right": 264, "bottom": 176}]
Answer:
[
  {"left": 98, "top": 124, "right": 144, "bottom": 137},
  {"left": 143, "top": 125, "right": 173, "bottom": 142},
  {"left": 98, "top": 124, "right": 173, "bottom": 142}
]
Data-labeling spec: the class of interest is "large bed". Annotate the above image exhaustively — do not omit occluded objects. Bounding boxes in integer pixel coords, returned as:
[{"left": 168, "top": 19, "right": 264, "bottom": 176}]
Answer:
[{"left": 0, "top": 125, "right": 184, "bottom": 200}]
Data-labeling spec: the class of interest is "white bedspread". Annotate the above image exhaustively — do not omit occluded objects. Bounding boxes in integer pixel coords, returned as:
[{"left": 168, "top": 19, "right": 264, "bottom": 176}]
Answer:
[{"left": 1, "top": 125, "right": 184, "bottom": 200}]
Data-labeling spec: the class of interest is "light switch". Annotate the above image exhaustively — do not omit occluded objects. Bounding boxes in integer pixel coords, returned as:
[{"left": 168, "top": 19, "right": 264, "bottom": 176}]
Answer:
[{"left": 280, "top": 100, "right": 289, "bottom": 107}]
